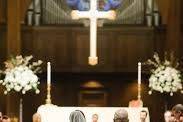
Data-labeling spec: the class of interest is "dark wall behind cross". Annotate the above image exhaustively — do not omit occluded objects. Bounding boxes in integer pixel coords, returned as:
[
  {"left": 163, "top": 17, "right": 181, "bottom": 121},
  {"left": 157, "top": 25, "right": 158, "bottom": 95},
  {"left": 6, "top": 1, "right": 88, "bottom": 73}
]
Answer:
[{"left": 20, "top": 26, "right": 167, "bottom": 72}]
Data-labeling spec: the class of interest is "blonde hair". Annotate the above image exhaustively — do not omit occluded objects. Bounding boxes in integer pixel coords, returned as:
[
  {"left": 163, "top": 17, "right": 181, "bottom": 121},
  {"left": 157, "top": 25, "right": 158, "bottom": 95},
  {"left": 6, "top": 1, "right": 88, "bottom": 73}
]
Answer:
[{"left": 32, "top": 113, "right": 41, "bottom": 122}]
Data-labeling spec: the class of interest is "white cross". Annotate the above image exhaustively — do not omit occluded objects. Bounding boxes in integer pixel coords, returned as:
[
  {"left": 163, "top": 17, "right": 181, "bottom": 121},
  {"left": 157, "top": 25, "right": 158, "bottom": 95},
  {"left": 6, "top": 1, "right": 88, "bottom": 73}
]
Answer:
[{"left": 71, "top": 0, "right": 116, "bottom": 65}]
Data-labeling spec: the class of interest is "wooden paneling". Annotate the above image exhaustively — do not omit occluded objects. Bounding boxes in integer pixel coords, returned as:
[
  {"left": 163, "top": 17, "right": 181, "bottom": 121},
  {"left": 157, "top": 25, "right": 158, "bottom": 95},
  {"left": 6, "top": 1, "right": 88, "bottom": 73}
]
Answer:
[
  {"left": 6, "top": 0, "right": 21, "bottom": 116},
  {"left": 111, "top": 27, "right": 154, "bottom": 72},
  {"left": 0, "top": 25, "right": 6, "bottom": 65},
  {"left": 0, "top": 0, "right": 6, "bottom": 23},
  {"left": 155, "top": 0, "right": 170, "bottom": 25},
  {"left": 22, "top": 27, "right": 72, "bottom": 72},
  {"left": 22, "top": 26, "right": 160, "bottom": 72},
  {"left": 7, "top": 0, "right": 21, "bottom": 56},
  {"left": 166, "top": 0, "right": 181, "bottom": 57},
  {"left": 0, "top": 0, "right": 32, "bottom": 24}
]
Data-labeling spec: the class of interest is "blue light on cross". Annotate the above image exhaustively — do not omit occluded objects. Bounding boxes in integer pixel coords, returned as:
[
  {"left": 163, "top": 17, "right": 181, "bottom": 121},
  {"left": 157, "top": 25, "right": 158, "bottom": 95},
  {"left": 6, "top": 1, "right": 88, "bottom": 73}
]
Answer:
[{"left": 66, "top": 0, "right": 122, "bottom": 11}]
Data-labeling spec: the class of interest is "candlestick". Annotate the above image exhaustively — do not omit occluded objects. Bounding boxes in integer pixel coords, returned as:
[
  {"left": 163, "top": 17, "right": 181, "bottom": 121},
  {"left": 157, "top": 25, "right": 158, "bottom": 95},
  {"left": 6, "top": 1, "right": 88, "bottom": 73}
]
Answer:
[
  {"left": 46, "top": 84, "right": 52, "bottom": 104},
  {"left": 138, "top": 62, "right": 141, "bottom": 85},
  {"left": 46, "top": 62, "right": 52, "bottom": 104},
  {"left": 47, "top": 62, "right": 51, "bottom": 85},
  {"left": 138, "top": 62, "right": 142, "bottom": 101}
]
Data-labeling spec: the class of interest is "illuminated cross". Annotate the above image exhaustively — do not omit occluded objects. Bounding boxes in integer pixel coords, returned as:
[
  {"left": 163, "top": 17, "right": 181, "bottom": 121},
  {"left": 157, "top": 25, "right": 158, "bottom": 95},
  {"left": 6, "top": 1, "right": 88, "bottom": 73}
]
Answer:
[{"left": 71, "top": 0, "right": 116, "bottom": 65}]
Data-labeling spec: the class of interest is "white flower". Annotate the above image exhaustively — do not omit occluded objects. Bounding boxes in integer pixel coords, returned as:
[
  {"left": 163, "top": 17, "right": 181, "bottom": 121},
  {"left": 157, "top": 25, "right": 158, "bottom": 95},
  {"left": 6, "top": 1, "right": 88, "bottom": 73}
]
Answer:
[
  {"left": 0, "top": 80, "right": 3, "bottom": 83},
  {"left": 170, "top": 92, "right": 173, "bottom": 96},
  {"left": 148, "top": 91, "right": 152, "bottom": 95},
  {"left": 149, "top": 66, "right": 182, "bottom": 95},
  {"left": 14, "top": 85, "right": 22, "bottom": 92},
  {"left": 164, "top": 60, "right": 170, "bottom": 65},
  {"left": 4, "top": 91, "right": 8, "bottom": 94},
  {"left": 181, "top": 90, "right": 183, "bottom": 94},
  {"left": 0, "top": 55, "right": 41, "bottom": 95},
  {"left": 22, "top": 90, "right": 26, "bottom": 94},
  {"left": 24, "top": 85, "right": 32, "bottom": 91},
  {"left": 38, "top": 60, "right": 43, "bottom": 65},
  {"left": 36, "top": 89, "right": 40, "bottom": 94}
]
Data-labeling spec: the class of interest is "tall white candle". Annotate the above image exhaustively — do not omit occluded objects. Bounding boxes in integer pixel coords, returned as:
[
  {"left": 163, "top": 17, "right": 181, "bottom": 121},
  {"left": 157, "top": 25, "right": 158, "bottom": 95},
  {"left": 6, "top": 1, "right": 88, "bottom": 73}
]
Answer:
[
  {"left": 47, "top": 62, "right": 51, "bottom": 84},
  {"left": 138, "top": 62, "right": 141, "bottom": 85}
]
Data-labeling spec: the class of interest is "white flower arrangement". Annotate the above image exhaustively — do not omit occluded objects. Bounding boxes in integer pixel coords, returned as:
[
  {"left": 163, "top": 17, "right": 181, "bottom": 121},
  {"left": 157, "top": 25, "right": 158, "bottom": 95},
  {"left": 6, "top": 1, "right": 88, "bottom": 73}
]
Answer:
[
  {"left": 0, "top": 55, "right": 42, "bottom": 94},
  {"left": 146, "top": 52, "right": 183, "bottom": 96}
]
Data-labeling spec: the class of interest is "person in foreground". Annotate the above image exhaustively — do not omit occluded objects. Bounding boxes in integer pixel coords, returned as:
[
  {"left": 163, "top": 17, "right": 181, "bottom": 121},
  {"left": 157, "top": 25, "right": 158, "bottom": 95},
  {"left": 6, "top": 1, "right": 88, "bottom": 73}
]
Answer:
[
  {"left": 172, "top": 104, "right": 183, "bottom": 122},
  {"left": 2, "top": 116, "right": 10, "bottom": 122},
  {"left": 69, "top": 110, "right": 86, "bottom": 122},
  {"left": 113, "top": 109, "right": 129, "bottom": 122},
  {"left": 0, "top": 111, "right": 2, "bottom": 122},
  {"left": 0, "top": 110, "right": 10, "bottom": 122},
  {"left": 140, "top": 110, "right": 147, "bottom": 122},
  {"left": 32, "top": 113, "right": 41, "bottom": 122},
  {"left": 92, "top": 114, "right": 98, "bottom": 122},
  {"left": 164, "top": 110, "right": 174, "bottom": 122}
]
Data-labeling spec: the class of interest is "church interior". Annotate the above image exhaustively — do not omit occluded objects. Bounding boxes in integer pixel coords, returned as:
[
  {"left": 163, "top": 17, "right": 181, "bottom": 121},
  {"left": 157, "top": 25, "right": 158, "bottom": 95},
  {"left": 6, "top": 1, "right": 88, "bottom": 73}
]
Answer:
[{"left": 0, "top": 0, "right": 183, "bottom": 122}]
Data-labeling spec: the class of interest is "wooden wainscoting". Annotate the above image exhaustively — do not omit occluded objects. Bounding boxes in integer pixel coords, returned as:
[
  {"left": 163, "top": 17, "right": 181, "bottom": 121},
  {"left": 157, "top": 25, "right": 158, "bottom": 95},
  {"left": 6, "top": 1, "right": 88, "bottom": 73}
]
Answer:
[{"left": 21, "top": 26, "right": 166, "bottom": 72}]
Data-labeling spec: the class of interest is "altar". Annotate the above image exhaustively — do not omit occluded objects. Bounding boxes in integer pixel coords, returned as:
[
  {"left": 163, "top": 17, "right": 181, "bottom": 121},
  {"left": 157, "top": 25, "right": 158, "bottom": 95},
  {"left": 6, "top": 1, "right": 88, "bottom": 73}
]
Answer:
[
  {"left": 37, "top": 62, "right": 150, "bottom": 122},
  {"left": 37, "top": 104, "right": 150, "bottom": 122}
]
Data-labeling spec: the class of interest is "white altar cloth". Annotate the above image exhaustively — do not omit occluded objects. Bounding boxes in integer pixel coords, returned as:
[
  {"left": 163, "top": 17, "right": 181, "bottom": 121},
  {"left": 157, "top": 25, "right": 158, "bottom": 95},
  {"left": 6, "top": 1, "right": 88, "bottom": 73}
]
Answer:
[{"left": 37, "top": 104, "right": 150, "bottom": 122}]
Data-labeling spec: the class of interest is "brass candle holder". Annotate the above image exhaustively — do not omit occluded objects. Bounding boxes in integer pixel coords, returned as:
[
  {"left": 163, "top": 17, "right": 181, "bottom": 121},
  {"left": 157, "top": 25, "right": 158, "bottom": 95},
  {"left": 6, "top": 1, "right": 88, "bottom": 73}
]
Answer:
[
  {"left": 137, "top": 84, "right": 143, "bottom": 107},
  {"left": 46, "top": 84, "right": 52, "bottom": 104},
  {"left": 137, "top": 84, "right": 141, "bottom": 100}
]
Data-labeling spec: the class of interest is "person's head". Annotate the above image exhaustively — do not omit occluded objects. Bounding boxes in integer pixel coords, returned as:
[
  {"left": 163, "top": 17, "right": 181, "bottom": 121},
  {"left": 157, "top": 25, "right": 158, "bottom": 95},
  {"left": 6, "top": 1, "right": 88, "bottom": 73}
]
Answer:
[
  {"left": 180, "top": 116, "right": 183, "bottom": 122},
  {"left": 140, "top": 110, "right": 147, "bottom": 121},
  {"left": 92, "top": 114, "right": 98, "bottom": 122},
  {"left": 2, "top": 116, "right": 10, "bottom": 122},
  {"left": 33, "top": 113, "right": 41, "bottom": 122},
  {"left": 164, "top": 110, "right": 172, "bottom": 122},
  {"left": 172, "top": 104, "right": 183, "bottom": 120},
  {"left": 0, "top": 111, "right": 2, "bottom": 121},
  {"left": 69, "top": 110, "right": 86, "bottom": 122},
  {"left": 113, "top": 109, "right": 129, "bottom": 122}
]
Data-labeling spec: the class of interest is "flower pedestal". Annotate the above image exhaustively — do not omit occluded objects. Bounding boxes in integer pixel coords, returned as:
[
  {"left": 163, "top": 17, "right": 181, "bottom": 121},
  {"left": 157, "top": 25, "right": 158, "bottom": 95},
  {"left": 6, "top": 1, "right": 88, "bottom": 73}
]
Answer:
[
  {"left": 163, "top": 93, "right": 170, "bottom": 112},
  {"left": 6, "top": 93, "right": 22, "bottom": 122},
  {"left": 19, "top": 98, "right": 23, "bottom": 122},
  {"left": 0, "top": 55, "right": 42, "bottom": 122}
]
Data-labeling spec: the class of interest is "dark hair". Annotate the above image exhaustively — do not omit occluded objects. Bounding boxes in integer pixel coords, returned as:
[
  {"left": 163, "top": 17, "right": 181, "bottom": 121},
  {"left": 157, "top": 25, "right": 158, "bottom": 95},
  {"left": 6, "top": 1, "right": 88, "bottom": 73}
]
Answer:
[
  {"left": 2, "top": 115, "right": 8, "bottom": 120},
  {"left": 172, "top": 104, "right": 183, "bottom": 112},
  {"left": 141, "top": 110, "right": 148, "bottom": 116},
  {"left": 113, "top": 118, "right": 129, "bottom": 122},
  {"left": 92, "top": 114, "right": 98, "bottom": 117},
  {"left": 75, "top": 110, "right": 85, "bottom": 118},
  {"left": 172, "top": 104, "right": 183, "bottom": 117}
]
